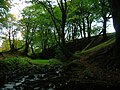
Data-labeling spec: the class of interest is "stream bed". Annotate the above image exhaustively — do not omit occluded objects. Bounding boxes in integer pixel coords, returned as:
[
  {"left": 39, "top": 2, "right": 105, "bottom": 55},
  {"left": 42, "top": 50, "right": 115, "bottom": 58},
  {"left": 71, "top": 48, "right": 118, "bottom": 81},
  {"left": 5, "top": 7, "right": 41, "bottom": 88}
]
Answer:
[
  {"left": 0, "top": 65, "right": 65, "bottom": 90},
  {"left": 1, "top": 64, "right": 120, "bottom": 90}
]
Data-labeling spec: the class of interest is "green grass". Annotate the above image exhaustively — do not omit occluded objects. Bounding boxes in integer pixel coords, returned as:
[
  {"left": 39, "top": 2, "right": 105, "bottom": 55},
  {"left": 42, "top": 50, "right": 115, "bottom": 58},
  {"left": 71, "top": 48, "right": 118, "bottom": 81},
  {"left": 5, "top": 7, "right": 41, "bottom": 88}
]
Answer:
[
  {"left": 0, "top": 56, "right": 62, "bottom": 67},
  {"left": 83, "top": 38, "right": 115, "bottom": 53},
  {"left": 31, "top": 59, "right": 50, "bottom": 64},
  {"left": 74, "top": 38, "right": 115, "bottom": 57},
  {"left": 30, "top": 58, "right": 62, "bottom": 65}
]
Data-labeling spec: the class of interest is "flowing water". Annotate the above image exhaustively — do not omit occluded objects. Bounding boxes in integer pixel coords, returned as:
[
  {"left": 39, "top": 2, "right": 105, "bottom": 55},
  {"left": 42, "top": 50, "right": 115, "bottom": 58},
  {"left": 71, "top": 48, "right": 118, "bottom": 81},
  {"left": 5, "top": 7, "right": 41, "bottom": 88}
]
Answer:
[{"left": 0, "top": 65, "right": 64, "bottom": 90}]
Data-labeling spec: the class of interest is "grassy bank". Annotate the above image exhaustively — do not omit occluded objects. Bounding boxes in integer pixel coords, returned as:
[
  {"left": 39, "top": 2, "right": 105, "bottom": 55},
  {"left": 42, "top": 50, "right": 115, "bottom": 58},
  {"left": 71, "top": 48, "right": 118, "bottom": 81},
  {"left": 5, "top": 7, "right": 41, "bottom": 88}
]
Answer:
[
  {"left": 31, "top": 58, "right": 62, "bottom": 65},
  {"left": 0, "top": 57, "right": 62, "bottom": 82}
]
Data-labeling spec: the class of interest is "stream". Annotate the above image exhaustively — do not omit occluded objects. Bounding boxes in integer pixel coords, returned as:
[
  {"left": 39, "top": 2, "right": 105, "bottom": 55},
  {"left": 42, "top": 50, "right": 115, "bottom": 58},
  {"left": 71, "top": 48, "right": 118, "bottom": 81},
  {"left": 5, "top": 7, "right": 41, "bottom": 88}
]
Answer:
[
  {"left": 1, "top": 64, "right": 120, "bottom": 90},
  {"left": 0, "top": 65, "right": 65, "bottom": 90}
]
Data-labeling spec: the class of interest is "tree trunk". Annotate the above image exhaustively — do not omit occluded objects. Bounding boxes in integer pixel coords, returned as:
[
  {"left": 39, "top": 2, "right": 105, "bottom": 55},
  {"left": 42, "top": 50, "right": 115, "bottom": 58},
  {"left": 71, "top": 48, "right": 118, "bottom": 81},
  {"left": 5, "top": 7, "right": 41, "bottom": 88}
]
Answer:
[
  {"left": 61, "top": 9, "right": 66, "bottom": 48},
  {"left": 31, "top": 43, "right": 36, "bottom": 57},
  {"left": 109, "top": 0, "right": 120, "bottom": 55},
  {"left": 79, "top": 23, "right": 83, "bottom": 38},
  {"left": 72, "top": 23, "right": 77, "bottom": 41},
  {"left": 39, "top": 0, "right": 71, "bottom": 59},
  {"left": 102, "top": 16, "right": 107, "bottom": 40},
  {"left": 24, "top": 43, "right": 29, "bottom": 56},
  {"left": 24, "top": 39, "right": 31, "bottom": 56},
  {"left": 82, "top": 18, "right": 86, "bottom": 38},
  {"left": 86, "top": 16, "right": 91, "bottom": 39},
  {"left": 8, "top": 29, "right": 12, "bottom": 50}
]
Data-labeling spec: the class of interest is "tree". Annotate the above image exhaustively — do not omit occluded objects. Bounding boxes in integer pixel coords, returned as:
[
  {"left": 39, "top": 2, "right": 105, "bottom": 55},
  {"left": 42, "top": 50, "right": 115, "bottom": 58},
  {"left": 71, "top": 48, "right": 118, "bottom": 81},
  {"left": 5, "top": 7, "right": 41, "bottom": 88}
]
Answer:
[
  {"left": 0, "top": 0, "right": 11, "bottom": 26},
  {"left": 98, "top": 0, "right": 111, "bottom": 40},
  {"left": 70, "top": 0, "right": 102, "bottom": 39},
  {"left": 32, "top": 0, "right": 72, "bottom": 58},
  {"left": 0, "top": 0, "right": 11, "bottom": 43},
  {"left": 6, "top": 14, "right": 17, "bottom": 51},
  {"left": 108, "top": 0, "right": 120, "bottom": 56},
  {"left": 20, "top": 6, "right": 39, "bottom": 55},
  {"left": 0, "top": 13, "right": 20, "bottom": 52},
  {"left": 19, "top": 3, "right": 56, "bottom": 56}
]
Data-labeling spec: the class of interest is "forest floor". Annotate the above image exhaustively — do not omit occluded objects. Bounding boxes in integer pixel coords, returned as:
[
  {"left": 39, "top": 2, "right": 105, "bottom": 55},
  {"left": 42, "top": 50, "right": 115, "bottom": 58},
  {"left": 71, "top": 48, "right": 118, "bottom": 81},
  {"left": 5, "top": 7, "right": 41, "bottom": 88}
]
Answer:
[{"left": 1, "top": 33, "right": 120, "bottom": 89}]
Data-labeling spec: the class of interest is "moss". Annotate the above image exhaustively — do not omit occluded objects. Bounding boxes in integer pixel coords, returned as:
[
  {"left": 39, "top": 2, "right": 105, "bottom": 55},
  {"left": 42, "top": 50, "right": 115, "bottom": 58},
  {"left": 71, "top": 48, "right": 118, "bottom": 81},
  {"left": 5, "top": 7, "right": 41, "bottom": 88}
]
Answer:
[{"left": 74, "top": 38, "right": 115, "bottom": 57}]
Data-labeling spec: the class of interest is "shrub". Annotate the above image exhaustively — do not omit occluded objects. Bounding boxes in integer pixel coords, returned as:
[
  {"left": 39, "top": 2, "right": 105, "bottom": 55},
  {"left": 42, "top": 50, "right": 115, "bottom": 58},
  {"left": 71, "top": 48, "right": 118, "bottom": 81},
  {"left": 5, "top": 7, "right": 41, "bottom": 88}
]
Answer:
[
  {"left": 1, "top": 57, "right": 31, "bottom": 69},
  {"left": 55, "top": 46, "right": 66, "bottom": 61}
]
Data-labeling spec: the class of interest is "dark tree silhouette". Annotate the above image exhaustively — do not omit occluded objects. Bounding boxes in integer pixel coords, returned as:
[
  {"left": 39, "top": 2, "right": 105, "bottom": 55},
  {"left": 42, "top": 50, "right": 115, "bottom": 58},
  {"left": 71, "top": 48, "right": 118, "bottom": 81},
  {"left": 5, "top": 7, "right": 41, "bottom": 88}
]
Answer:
[{"left": 109, "top": 0, "right": 120, "bottom": 55}]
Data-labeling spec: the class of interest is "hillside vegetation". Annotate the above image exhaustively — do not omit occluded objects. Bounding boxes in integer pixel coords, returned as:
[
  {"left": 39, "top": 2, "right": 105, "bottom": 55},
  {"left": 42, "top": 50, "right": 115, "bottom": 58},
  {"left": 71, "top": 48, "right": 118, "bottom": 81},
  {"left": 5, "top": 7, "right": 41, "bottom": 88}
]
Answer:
[{"left": 1, "top": 33, "right": 120, "bottom": 89}]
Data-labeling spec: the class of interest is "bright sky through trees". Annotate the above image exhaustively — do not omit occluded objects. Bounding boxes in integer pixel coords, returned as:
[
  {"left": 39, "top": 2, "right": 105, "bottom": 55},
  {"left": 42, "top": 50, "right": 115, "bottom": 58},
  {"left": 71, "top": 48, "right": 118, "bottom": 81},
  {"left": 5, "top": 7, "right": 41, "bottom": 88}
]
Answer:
[
  {"left": 10, "top": 0, "right": 115, "bottom": 31},
  {"left": 10, "top": 0, "right": 115, "bottom": 33},
  {"left": 10, "top": 0, "right": 31, "bottom": 19}
]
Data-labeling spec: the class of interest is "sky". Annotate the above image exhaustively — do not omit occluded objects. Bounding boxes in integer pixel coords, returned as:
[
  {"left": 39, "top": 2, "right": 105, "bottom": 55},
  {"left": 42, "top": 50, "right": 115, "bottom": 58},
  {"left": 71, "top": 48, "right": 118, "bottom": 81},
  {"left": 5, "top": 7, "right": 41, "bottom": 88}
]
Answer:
[
  {"left": 9, "top": 0, "right": 31, "bottom": 40},
  {"left": 107, "top": 19, "right": 115, "bottom": 32},
  {"left": 10, "top": 0, "right": 30, "bottom": 19}
]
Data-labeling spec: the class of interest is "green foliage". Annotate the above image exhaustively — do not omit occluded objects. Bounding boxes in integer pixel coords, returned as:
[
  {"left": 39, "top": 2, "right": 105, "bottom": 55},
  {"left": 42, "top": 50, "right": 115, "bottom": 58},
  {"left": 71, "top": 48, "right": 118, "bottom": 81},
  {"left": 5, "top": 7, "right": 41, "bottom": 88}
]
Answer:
[
  {"left": 0, "top": 57, "right": 31, "bottom": 73},
  {"left": 1, "top": 40, "right": 10, "bottom": 51},
  {"left": 0, "top": 0, "right": 112, "bottom": 60},
  {"left": 1, "top": 57, "right": 61, "bottom": 68},
  {"left": 2, "top": 57, "right": 30, "bottom": 65},
  {"left": 19, "top": 3, "right": 56, "bottom": 55},
  {"left": 0, "top": 0, "right": 11, "bottom": 25}
]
